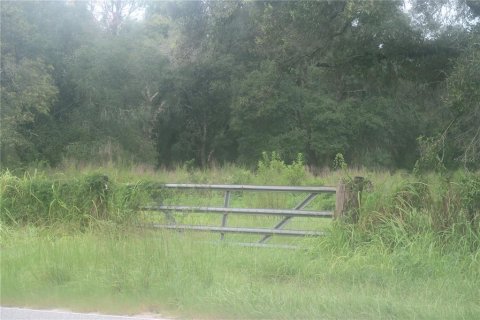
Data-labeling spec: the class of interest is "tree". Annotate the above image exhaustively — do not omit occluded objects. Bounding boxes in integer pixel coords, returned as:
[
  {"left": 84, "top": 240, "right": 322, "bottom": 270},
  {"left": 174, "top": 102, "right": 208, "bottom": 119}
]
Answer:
[
  {"left": 151, "top": 0, "right": 254, "bottom": 167},
  {"left": 63, "top": 15, "right": 169, "bottom": 163},
  {"left": 153, "top": 55, "right": 236, "bottom": 167},
  {"left": 1, "top": 2, "right": 59, "bottom": 166},
  {"left": 0, "top": 58, "right": 58, "bottom": 165},
  {"left": 230, "top": 0, "right": 440, "bottom": 167},
  {"left": 446, "top": 30, "right": 480, "bottom": 168}
]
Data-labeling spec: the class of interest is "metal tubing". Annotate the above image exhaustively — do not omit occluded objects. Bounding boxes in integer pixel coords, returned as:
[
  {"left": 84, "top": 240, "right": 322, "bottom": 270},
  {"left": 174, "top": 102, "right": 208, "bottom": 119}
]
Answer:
[
  {"left": 158, "top": 184, "right": 336, "bottom": 193},
  {"left": 141, "top": 205, "right": 333, "bottom": 217},
  {"left": 220, "top": 190, "right": 231, "bottom": 240},
  {"left": 213, "top": 241, "right": 299, "bottom": 249},
  {"left": 259, "top": 192, "right": 318, "bottom": 243},
  {"left": 147, "top": 224, "right": 325, "bottom": 236}
]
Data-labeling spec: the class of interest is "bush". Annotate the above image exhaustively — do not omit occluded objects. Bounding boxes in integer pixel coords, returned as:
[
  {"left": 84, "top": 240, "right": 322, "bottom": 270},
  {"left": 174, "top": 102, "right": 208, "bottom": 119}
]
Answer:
[
  {"left": 0, "top": 171, "right": 151, "bottom": 226},
  {"left": 257, "top": 151, "right": 307, "bottom": 185},
  {"left": 347, "top": 171, "right": 480, "bottom": 252}
]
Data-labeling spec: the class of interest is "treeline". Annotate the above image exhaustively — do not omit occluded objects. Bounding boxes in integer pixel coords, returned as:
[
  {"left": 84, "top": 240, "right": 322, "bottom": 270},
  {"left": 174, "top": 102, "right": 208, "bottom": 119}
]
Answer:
[{"left": 1, "top": 0, "right": 479, "bottom": 170}]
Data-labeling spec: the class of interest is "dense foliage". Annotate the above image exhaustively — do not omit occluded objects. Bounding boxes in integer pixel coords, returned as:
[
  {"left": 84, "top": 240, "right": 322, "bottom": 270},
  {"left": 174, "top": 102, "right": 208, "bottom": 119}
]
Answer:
[{"left": 1, "top": 0, "right": 479, "bottom": 169}]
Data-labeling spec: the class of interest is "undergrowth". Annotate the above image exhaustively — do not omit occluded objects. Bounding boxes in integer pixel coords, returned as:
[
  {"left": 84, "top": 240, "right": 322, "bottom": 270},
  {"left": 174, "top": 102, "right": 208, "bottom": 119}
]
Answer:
[
  {"left": 1, "top": 159, "right": 479, "bottom": 319},
  {"left": 2, "top": 160, "right": 478, "bottom": 253}
]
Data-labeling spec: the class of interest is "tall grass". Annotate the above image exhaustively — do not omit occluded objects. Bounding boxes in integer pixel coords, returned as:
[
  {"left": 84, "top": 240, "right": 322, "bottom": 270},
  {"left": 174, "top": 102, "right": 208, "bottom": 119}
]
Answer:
[
  {"left": 1, "top": 161, "right": 479, "bottom": 318},
  {"left": 1, "top": 225, "right": 479, "bottom": 319},
  {"left": 355, "top": 171, "right": 480, "bottom": 253},
  {"left": 0, "top": 170, "right": 148, "bottom": 226}
]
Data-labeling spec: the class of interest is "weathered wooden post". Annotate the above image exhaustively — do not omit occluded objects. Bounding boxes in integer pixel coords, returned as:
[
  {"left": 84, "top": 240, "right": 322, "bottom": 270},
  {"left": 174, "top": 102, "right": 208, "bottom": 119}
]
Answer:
[
  {"left": 335, "top": 181, "right": 346, "bottom": 220},
  {"left": 335, "top": 176, "right": 364, "bottom": 223}
]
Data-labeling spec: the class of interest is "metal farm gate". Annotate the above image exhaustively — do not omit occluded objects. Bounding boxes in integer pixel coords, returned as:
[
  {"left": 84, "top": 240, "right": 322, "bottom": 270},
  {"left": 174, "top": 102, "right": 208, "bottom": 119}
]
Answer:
[{"left": 139, "top": 180, "right": 362, "bottom": 248}]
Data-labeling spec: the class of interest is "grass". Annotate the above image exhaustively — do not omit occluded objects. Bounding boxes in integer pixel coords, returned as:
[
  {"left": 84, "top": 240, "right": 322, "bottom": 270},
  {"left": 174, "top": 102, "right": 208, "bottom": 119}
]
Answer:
[
  {"left": 1, "top": 160, "right": 479, "bottom": 319},
  {"left": 1, "top": 226, "right": 479, "bottom": 319}
]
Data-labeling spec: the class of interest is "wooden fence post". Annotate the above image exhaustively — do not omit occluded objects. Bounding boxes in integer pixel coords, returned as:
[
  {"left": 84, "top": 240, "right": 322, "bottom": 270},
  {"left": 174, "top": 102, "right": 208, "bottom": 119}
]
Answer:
[
  {"left": 335, "top": 176, "right": 364, "bottom": 223},
  {"left": 335, "top": 181, "right": 346, "bottom": 220}
]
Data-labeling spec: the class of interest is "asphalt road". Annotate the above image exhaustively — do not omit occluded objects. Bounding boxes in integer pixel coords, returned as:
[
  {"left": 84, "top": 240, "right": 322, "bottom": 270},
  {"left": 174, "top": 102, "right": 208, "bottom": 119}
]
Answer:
[{"left": 0, "top": 307, "right": 168, "bottom": 320}]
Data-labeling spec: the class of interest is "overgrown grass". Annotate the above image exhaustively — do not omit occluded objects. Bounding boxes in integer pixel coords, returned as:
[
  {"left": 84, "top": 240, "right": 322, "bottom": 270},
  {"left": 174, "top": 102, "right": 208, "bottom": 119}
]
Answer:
[
  {"left": 1, "top": 225, "right": 479, "bottom": 319},
  {"left": 1, "top": 161, "right": 479, "bottom": 319}
]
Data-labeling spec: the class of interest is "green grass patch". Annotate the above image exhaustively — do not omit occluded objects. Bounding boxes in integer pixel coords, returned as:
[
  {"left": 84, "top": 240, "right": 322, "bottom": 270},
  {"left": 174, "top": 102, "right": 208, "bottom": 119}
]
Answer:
[{"left": 1, "top": 225, "right": 479, "bottom": 319}]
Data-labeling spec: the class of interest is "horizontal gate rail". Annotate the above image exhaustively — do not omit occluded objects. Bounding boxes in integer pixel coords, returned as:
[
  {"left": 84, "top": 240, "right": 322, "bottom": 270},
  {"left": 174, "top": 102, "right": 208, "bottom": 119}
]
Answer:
[
  {"left": 152, "top": 183, "right": 336, "bottom": 193},
  {"left": 214, "top": 242, "right": 299, "bottom": 249},
  {"left": 145, "top": 224, "right": 326, "bottom": 237},
  {"left": 141, "top": 205, "right": 333, "bottom": 218}
]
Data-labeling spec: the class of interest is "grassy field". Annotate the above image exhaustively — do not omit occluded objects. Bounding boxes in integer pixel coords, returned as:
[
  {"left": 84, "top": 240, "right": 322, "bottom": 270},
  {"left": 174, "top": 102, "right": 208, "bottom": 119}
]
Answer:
[{"left": 1, "top": 161, "right": 479, "bottom": 319}]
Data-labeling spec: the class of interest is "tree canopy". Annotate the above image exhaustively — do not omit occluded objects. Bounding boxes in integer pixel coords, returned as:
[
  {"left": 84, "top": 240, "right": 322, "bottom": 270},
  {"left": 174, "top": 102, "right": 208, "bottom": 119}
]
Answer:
[{"left": 1, "top": 0, "right": 479, "bottom": 170}]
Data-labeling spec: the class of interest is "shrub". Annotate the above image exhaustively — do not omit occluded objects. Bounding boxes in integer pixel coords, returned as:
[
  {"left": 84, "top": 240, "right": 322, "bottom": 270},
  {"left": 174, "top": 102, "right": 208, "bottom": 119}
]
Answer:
[
  {"left": 257, "top": 151, "right": 307, "bottom": 185},
  {"left": 0, "top": 171, "right": 151, "bottom": 226},
  {"left": 348, "top": 171, "right": 480, "bottom": 252}
]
